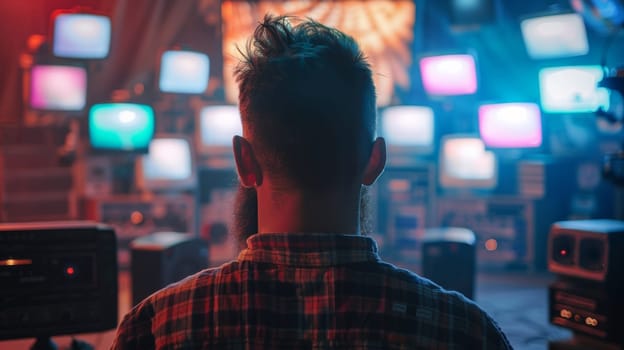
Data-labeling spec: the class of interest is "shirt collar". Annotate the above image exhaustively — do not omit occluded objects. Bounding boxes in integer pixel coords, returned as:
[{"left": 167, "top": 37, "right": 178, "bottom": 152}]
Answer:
[{"left": 237, "top": 233, "right": 380, "bottom": 267}]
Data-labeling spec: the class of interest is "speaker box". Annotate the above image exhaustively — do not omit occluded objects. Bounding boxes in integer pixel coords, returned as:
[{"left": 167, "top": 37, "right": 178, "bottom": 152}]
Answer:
[
  {"left": 548, "top": 220, "right": 624, "bottom": 287},
  {"left": 422, "top": 227, "right": 476, "bottom": 299},
  {"left": 547, "top": 220, "right": 624, "bottom": 345},
  {"left": 131, "top": 232, "right": 208, "bottom": 306}
]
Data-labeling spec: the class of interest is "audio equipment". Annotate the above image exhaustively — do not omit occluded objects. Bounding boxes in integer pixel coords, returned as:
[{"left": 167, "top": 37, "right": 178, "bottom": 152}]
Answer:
[
  {"left": 548, "top": 220, "right": 624, "bottom": 286},
  {"left": 422, "top": 227, "right": 476, "bottom": 299},
  {"left": 0, "top": 221, "right": 118, "bottom": 342},
  {"left": 436, "top": 196, "right": 534, "bottom": 269},
  {"left": 548, "top": 220, "right": 624, "bottom": 345},
  {"left": 130, "top": 232, "right": 208, "bottom": 306},
  {"left": 82, "top": 194, "right": 196, "bottom": 268}
]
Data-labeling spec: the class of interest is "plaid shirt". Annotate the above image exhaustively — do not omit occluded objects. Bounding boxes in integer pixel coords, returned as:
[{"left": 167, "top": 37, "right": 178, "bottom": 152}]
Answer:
[{"left": 112, "top": 233, "right": 512, "bottom": 349}]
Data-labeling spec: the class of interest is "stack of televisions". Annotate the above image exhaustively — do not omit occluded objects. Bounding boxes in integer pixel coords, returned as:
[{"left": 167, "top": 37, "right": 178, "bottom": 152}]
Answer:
[
  {"left": 376, "top": 11, "right": 613, "bottom": 269},
  {"left": 36, "top": 9, "right": 609, "bottom": 195},
  {"left": 30, "top": 9, "right": 243, "bottom": 194},
  {"left": 31, "top": 9, "right": 612, "bottom": 266},
  {"left": 380, "top": 11, "right": 608, "bottom": 193}
]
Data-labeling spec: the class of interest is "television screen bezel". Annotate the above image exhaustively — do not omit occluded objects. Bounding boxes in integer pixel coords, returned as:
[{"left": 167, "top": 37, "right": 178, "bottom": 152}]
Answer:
[
  {"left": 88, "top": 102, "right": 156, "bottom": 155},
  {"left": 135, "top": 135, "right": 198, "bottom": 192},
  {"left": 50, "top": 8, "right": 112, "bottom": 60}
]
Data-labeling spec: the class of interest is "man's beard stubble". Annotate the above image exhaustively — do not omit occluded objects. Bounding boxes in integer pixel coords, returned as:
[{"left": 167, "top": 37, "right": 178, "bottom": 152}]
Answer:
[{"left": 233, "top": 185, "right": 373, "bottom": 248}]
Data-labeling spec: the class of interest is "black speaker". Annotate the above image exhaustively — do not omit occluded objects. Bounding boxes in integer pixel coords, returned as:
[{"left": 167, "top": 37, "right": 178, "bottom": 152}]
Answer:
[
  {"left": 422, "top": 227, "right": 476, "bottom": 299},
  {"left": 131, "top": 232, "right": 208, "bottom": 306},
  {"left": 0, "top": 222, "right": 118, "bottom": 342}
]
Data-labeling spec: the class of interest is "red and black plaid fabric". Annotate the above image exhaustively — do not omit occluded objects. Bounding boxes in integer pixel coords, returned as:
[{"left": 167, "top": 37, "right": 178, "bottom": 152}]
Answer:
[{"left": 112, "top": 233, "right": 512, "bottom": 349}]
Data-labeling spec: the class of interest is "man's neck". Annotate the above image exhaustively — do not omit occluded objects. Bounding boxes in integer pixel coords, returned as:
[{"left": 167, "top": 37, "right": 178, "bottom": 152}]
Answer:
[{"left": 256, "top": 185, "right": 361, "bottom": 235}]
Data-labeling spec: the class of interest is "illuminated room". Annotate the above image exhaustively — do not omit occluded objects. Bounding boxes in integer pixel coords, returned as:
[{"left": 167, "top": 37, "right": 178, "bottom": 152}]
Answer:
[{"left": 1, "top": 0, "right": 624, "bottom": 349}]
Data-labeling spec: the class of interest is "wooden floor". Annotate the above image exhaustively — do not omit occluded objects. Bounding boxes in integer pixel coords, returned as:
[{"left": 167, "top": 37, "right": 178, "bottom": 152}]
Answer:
[{"left": 1, "top": 270, "right": 573, "bottom": 350}]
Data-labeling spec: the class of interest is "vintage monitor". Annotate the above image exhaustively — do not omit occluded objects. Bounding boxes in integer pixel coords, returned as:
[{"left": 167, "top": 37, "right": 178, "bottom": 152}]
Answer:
[
  {"left": 130, "top": 232, "right": 208, "bottom": 305},
  {"left": 0, "top": 222, "right": 118, "bottom": 345},
  {"left": 548, "top": 220, "right": 624, "bottom": 345}
]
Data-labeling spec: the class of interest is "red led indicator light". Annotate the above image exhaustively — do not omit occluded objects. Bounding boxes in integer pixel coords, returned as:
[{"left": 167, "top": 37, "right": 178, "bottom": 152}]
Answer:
[
  {"left": 560, "top": 249, "right": 567, "bottom": 256},
  {"left": 66, "top": 267, "right": 75, "bottom": 275}
]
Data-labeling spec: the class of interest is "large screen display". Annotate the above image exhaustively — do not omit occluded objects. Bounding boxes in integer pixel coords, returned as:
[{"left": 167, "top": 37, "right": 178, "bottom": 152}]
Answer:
[{"left": 221, "top": 0, "right": 415, "bottom": 106}]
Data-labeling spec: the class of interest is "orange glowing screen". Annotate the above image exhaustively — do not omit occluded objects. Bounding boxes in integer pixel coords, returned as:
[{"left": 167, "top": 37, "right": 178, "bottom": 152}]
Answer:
[{"left": 221, "top": 0, "right": 416, "bottom": 106}]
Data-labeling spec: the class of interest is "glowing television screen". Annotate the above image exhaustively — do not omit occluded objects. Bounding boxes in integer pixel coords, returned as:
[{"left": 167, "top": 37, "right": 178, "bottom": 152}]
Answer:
[
  {"left": 539, "top": 66, "right": 610, "bottom": 113},
  {"left": 52, "top": 13, "right": 111, "bottom": 59},
  {"left": 521, "top": 13, "right": 589, "bottom": 59},
  {"left": 198, "top": 105, "right": 242, "bottom": 154},
  {"left": 439, "top": 136, "right": 497, "bottom": 190},
  {"left": 89, "top": 103, "right": 155, "bottom": 152},
  {"left": 221, "top": 0, "right": 415, "bottom": 106},
  {"left": 29, "top": 65, "right": 87, "bottom": 111},
  {"left": 479, "top": 103, "right": 542, "bottom": 148},
  {"left": 380, "top": 105, "right": 434, "bottom": 153},
  {"left": 419, "top": 54, "right": 478, "bottom": 96},
  {"left": 159, "top": 50, "right": 210, "bottom": 94},
  {"left": 137, "top": 137, "right": 196, "bottom": 191}
]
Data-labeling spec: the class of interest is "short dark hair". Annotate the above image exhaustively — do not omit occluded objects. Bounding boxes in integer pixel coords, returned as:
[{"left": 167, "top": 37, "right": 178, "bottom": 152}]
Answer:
[{"left": 235, "top": 15, "right": 377, "bottom": 189}]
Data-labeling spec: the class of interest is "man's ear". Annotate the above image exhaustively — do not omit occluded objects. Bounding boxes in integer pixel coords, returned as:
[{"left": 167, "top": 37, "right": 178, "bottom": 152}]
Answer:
[
  {"left": 233, "top": 135, "right": 262, "bottom": 188},
  {"left": 362, "top": 137, "right": 386, "bottom": 186}
]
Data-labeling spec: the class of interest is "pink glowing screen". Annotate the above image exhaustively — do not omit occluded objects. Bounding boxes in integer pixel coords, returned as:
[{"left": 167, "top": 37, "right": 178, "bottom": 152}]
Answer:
[
  {"left": 29, "top": 65, "right": 87, "bottom": 111},
  {"left": 419, "top": 54, "right": 477, "bottom": 96},
  {"left": 479, "top": 103, "right": 542, "bottom": 148}
]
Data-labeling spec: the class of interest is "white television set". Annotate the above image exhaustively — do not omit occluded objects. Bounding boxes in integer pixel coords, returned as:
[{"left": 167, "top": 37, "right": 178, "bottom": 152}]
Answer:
[
  {"left": 159, "top": 50, "right": 210, "bottom": 94},
  {"left": 136, "top": 137, "right": 197, "bottom": 191},
  {"left": 521, "top": 13, "right": 589, "bottom": 59},
  {"left": 539, "top": 66, "right": 610, "bottom": 113},
  {"left": 52, "top": 12, "right": 111, "bottom": 59},
  {"left": 439, "top": 135, "right": 497, "bottom": 190},
  {"left": 380, "top": 105, "right": 434, "bottom": 154}
]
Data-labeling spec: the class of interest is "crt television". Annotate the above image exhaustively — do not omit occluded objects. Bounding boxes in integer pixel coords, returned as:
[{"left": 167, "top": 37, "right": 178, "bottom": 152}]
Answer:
[
  {"left": 197, "top": 105, "right": 242, "bottom": 156},
  {"left": 539, "top": 65, "right": 610, "bottom": 113},
  {"left": 380, "top": 105, "right": 435, "bottom": 154},
  {"left": 419, "top": 54, "right": 478, "bottom": 96},
  {"left": 52, "top": 11, "right": 112, "bottom": 59},
  {"left": 478, "top": 102, "right": 542, "bottom": 149},
  {"left": 89, "top": 103, "right": 155, "bottom": 153},
  {"left": 136, "top": 137, "right": 197, "bottom": 192},
  {"left": 439, "top": 135, "right": 497, "bottom": 190},
  {"left": 159, "top": 50, "right": 210, "bottom": 94},
  {"left": 520, "top": 13, "right": 589, "bottom": 60},
  {"left": 29, "top": 64, "right": 87, "bottom": 112}
]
